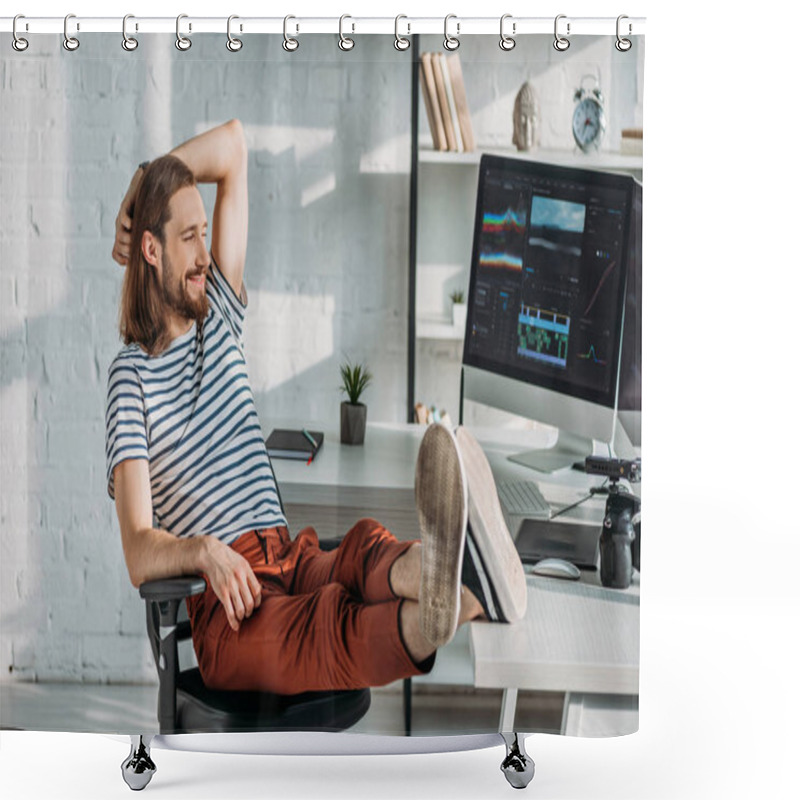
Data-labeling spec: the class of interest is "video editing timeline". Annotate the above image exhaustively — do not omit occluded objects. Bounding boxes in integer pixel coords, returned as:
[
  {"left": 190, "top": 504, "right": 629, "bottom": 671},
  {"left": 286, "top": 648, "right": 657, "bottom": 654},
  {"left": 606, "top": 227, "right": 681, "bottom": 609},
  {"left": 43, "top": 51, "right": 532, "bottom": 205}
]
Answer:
[{"left": 468, "top": 165, "right": 629, "bottom": 397}]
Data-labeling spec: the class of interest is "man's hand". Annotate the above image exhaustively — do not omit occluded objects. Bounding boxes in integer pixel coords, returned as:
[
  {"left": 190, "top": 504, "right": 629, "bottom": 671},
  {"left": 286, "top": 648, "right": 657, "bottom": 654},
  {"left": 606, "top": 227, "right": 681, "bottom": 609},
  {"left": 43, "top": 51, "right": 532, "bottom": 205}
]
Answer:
[
  {"left": 112, "top": 167, "right": 144, "bottom": 267},
  {"left": 200, "top": 536, "right": 263, "bottom": 632}
]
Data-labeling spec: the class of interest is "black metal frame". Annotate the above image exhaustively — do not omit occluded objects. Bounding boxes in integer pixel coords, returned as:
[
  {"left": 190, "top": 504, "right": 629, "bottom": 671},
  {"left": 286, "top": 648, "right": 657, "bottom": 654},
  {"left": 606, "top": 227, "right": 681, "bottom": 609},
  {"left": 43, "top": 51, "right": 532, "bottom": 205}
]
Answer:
[{"left": 407, "top": 34, "right": 420, "bottom": 423}]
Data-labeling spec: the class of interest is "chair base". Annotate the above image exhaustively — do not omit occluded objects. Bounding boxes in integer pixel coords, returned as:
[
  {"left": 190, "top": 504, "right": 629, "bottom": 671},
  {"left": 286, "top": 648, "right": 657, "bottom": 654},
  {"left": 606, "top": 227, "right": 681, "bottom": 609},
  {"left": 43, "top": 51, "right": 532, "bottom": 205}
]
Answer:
[{"left": 169, "top": 667, "right": 371, "bottom": 734}]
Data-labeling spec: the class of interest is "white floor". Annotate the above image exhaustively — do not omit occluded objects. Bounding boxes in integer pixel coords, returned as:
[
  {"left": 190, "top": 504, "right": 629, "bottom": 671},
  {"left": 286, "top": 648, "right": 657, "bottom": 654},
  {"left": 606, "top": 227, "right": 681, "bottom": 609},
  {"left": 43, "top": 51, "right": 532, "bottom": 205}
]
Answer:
[{"left": 0, "top": 679, "right": 564, "bottom": 736}]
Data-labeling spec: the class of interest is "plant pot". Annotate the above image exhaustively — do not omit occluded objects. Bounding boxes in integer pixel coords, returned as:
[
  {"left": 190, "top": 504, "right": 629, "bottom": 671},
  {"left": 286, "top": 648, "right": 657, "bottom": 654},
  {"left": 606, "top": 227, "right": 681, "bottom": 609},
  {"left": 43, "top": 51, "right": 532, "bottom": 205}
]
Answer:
[
  {"left": 340, "top": 402, "right": 367, "bottom": 445},
  {"left": 452, "top": 302, "right": 467, "bottom": 332}
]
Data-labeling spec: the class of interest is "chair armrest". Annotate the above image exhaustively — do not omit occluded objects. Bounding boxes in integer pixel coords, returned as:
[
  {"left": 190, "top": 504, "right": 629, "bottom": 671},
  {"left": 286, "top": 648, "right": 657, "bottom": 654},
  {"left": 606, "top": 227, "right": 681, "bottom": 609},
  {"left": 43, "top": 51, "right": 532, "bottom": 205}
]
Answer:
[{"left": 139, "top": 576, "right": 207, "bottom": 603}]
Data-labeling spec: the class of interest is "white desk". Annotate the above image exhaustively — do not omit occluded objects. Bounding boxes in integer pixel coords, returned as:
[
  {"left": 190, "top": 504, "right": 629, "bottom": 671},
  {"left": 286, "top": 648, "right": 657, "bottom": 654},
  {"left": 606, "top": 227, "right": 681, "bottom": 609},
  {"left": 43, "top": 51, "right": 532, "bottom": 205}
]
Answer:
[
  {"left": 271, "top": 422, "right": 640, "bottom": 736},
  {"left": 271, "top": 423, "right": 425, "bottom": 542}
]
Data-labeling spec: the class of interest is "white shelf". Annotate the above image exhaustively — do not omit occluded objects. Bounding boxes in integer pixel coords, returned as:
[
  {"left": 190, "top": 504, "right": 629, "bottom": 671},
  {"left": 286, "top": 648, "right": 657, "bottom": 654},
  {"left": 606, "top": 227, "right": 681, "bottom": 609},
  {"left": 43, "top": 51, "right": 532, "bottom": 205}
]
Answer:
[
  {"left": 418, "top": 144, "right": 643, "bottom": 173},
  {"left": 417, "top": 315, "right": 465, "bottom": 341}
]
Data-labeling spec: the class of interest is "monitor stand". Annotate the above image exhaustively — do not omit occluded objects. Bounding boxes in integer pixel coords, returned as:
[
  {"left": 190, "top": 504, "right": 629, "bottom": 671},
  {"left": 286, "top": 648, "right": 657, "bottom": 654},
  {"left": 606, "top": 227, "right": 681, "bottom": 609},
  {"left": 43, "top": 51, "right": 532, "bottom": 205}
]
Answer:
[{"left": 508, "top": 429, "right": 593, "bottom": 473}]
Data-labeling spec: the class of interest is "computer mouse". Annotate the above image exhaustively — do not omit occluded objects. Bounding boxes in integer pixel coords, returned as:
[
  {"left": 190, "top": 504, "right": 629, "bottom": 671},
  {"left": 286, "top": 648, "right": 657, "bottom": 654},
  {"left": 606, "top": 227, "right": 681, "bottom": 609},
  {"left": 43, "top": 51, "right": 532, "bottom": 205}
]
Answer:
[{"left": 529, "top": 558, "right": 581, "bottom": 580}]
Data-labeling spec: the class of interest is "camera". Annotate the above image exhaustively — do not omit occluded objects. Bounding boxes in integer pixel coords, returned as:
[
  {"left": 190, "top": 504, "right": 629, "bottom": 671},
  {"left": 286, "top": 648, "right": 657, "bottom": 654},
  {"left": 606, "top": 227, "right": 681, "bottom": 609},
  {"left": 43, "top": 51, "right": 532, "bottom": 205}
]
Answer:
[{"left": 585, "top": 456, "right": 641, "bottom": 589}]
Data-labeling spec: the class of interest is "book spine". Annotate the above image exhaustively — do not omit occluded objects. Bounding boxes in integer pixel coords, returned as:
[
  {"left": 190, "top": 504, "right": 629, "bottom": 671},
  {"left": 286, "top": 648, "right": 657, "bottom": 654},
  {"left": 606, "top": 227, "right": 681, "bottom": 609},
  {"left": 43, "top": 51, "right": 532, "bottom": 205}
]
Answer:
[
  {"left": 446, "top": 52, "right": 475, "bottom": 152},
  {"left": 420, "top": 53, "right": 447, "bottom": 151},
  {"left": 419, "top": 61, "right": 442, "bottom": 151},
  {"left": 431, "top": 53, "right": 457, "bottom": 151},
  {"left": 439, "top": 53, "right": 463, "bottom": 152}
]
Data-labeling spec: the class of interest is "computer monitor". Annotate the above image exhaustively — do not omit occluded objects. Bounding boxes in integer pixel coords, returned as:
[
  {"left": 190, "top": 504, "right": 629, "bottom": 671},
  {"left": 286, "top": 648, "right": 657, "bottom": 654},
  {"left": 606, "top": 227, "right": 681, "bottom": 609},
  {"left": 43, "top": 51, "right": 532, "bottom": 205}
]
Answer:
[
  {"left": 461, "top": 154, "right": 636, "bottom": 472},
  {"left": 617, "top": 179, "right": 642, "bottom": 448}
]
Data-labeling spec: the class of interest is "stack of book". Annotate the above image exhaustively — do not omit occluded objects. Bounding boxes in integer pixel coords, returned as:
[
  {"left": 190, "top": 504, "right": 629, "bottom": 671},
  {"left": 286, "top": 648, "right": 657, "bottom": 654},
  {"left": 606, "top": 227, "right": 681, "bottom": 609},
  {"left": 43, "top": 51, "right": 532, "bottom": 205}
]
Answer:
[
  {"left": 419, "top": 52, "right": 475, "bottom": 152},
  {"left": 621, "top": 128, "right": 643, "bottom": 156}
]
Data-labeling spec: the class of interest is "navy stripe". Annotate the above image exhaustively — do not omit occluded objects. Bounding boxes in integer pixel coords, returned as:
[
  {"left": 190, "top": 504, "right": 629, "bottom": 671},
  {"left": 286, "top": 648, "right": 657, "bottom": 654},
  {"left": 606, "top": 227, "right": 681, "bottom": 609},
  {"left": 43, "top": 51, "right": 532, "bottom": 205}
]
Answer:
[
  {"left": 156, "top": 445, "right": 267, "bottom": 520},
  {"left": 150, "top": 419, "right": 266, "bottom": 494},
  {"left": 150, "top": 434, "right": 264, "bottom": 506},
  {"left": 147, "top": 346, "right": 245, "bottom": 436},
  {"left": 148, "top": 394, "right": 257, "bottom": 479}
]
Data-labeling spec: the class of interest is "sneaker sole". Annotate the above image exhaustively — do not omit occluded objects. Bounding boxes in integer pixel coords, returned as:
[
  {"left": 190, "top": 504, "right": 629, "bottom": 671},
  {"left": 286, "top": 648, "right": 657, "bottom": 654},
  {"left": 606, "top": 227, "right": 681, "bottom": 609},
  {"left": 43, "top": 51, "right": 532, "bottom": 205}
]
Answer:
[
  {"left": 455, "top": 427, "right": 527, "bottom": 623},
  {"left": 415, "top": 423, "right": 468, "bottom": 648}
]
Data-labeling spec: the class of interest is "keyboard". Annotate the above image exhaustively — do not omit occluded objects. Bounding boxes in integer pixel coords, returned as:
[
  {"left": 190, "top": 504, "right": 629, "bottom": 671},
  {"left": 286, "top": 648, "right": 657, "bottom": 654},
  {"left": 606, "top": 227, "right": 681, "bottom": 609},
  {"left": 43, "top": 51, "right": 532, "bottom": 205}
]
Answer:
[{"left": 496, "top": 479, "right": 552, "bottom": 519}]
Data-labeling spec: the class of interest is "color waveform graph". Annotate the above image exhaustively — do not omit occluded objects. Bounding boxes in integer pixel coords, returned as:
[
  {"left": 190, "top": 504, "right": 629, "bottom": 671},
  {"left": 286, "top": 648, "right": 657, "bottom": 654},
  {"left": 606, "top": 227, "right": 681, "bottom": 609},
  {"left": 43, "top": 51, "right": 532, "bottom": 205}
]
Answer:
[
  {"left": 482, "top": 207, "right": 526, "bottom": 235},
  {"left": 479, "top": 202, "right": 527, "bottom": 272},
  {"left": 517, "top": 304, "right": 569, "bottom": 368},
  {"left": 479, "top": 251, "right": 524, "bottom": 270},
  {"left": 577, "top": 344, "right": 607, "bottom": 366}
]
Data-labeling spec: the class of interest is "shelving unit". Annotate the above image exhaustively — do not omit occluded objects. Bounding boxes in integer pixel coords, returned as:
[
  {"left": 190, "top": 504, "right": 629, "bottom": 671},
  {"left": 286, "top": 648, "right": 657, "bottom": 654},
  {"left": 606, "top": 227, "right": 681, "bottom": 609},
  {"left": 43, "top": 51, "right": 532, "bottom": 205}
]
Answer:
[
  {"left": 405, "top": 38, "right": 643, "bottom": 421},
  {"left": 418, "top": 143, "right": 643, "bottom": 174}
]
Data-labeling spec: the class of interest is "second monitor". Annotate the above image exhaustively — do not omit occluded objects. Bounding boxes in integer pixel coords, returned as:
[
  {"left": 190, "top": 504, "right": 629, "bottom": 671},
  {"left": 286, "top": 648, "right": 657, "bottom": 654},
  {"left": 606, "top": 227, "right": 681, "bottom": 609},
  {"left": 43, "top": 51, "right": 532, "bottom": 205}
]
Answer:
[{"left": 462, "top": 154, "right": 637, "bottom": 472}]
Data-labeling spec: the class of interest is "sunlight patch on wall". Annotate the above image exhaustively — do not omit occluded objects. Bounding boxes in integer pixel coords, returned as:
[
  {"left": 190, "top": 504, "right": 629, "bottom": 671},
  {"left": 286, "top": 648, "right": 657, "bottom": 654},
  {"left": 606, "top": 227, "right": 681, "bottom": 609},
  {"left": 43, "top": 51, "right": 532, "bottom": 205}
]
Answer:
[
  {"left": 242, "top": 288, "right": 335, "bottom": 392},
  {"left": 359, "top": 132, "right": 411, "bottom": 174},
  {"left": 200, "top": 122, "right": 336, "bottom": 164},
  {"left": 301, "top": 173, "right": 336, "bottom": 207}
]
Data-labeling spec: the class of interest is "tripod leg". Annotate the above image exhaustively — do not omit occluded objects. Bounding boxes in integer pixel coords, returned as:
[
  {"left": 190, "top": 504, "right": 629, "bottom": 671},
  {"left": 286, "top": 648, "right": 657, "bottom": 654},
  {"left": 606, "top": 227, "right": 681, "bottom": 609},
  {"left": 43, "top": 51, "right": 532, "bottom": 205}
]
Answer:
[
  {"left": 500, "top": 732, "right": 535, "bottom": 789},
  {"left": 121, "top": 735, "right": 156, "bottom": 791}
]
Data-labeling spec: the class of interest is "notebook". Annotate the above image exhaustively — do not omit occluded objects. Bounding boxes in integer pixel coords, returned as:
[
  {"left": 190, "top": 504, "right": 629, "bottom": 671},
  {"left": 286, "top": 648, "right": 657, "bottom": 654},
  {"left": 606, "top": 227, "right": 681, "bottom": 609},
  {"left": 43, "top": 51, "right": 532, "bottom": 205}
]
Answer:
[{"left": 265, "top": 429, "right": 324, "bottom": 461}]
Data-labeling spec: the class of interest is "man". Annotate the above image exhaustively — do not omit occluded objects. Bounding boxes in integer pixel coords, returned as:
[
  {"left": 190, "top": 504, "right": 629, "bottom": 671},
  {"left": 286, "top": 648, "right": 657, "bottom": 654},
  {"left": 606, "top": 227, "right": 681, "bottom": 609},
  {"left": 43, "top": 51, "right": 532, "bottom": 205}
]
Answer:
[{"left": 106, "top": 119, "right": 526, "bottom": 694}]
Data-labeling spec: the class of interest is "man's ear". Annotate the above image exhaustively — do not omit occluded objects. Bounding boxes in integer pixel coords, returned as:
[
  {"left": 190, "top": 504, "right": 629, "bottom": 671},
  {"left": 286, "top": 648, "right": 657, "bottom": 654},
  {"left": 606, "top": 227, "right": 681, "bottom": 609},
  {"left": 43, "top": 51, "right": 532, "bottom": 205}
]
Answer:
[{"left": 141, "top": 231, "right": 161, "bottom": 270}]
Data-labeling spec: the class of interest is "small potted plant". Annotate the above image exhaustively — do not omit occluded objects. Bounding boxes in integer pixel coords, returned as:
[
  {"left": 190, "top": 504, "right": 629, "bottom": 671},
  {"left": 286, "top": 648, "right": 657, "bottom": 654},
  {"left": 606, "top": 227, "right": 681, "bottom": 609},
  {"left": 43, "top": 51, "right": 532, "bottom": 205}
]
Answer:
[
  {"left": 339, "top": 358, "right": 372, "bottom": 445},
  {"left": 450, "top": 289, "right": 467, "bottom": 331}
]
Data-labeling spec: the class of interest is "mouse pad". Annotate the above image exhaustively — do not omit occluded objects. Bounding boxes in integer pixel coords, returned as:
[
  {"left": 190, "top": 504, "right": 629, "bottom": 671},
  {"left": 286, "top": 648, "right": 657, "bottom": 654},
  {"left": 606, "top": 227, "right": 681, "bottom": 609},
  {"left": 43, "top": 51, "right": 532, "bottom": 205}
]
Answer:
[{"left": 514, "top": 519, "right": 600, "bottom": 570}]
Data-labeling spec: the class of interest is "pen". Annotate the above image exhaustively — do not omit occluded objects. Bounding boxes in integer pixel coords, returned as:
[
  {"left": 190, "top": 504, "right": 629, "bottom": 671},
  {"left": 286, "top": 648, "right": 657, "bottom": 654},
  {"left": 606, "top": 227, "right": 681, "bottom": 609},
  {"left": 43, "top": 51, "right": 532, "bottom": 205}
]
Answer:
[{"left": 301, "top": 428, "right": 318, "bottom": 450}]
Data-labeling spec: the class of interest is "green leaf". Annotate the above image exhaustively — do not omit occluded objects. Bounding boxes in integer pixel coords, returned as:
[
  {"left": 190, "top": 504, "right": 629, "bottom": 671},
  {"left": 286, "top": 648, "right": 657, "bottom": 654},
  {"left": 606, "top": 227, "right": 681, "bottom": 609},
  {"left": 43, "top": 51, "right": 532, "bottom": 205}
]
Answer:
[{"left": 339, "top": 358, "right": 373, "bottom": 404}]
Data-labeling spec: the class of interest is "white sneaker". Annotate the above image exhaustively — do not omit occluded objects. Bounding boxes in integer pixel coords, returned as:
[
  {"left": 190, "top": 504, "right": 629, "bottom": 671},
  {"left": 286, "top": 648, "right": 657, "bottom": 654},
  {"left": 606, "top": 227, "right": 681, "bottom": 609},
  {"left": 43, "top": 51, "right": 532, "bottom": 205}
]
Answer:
[
  {"left": 414, "top": 423, "right": 468, "bottom": 648},
  {"left": 455, "top": 426, "right": 527, "bottom": 623}
]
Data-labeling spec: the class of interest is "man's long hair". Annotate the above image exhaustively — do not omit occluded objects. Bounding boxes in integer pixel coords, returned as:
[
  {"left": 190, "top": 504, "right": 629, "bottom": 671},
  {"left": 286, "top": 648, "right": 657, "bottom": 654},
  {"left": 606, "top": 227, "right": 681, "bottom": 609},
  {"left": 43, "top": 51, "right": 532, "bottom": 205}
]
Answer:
[{"left": 119, "top": 155, "right": 196, "bottom": 356}]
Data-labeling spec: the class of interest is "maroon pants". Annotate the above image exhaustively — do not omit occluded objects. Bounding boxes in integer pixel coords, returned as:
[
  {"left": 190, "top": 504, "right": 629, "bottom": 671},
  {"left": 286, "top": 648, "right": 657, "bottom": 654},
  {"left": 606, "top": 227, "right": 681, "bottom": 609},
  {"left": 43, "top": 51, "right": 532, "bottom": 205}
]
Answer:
[{"left": 186, "top": 519, "right": 434, "bottom": 694}]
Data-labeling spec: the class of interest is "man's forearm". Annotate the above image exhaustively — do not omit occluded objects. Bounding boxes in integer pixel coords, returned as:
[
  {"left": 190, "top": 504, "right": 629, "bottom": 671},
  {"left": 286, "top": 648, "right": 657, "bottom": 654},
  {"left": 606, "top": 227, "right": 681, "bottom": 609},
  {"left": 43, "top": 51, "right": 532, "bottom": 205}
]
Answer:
[
  {"left": 124, "top": 525, "right": 209, "bottom": 589},
  {"left": 169, "top": 118, "right": 246, "bottom": 187}
]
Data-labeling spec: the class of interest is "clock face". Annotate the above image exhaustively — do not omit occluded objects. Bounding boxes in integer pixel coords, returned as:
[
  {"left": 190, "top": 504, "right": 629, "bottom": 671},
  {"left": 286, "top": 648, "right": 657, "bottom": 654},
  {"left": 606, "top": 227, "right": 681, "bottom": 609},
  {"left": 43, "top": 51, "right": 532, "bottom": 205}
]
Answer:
[{"left": 572, "top": 97, "right": 606, "bottom": 152}]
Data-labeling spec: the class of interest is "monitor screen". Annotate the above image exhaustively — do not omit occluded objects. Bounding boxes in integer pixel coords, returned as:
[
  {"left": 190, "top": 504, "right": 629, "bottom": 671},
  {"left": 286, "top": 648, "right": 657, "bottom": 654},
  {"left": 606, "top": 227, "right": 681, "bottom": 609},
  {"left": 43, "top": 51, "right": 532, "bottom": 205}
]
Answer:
[
  {"left": 463, "top": 155, "right": 634, "bottom": 420},
  {"left": 618, "top": 179, "right": 642, "bottom": 446}
]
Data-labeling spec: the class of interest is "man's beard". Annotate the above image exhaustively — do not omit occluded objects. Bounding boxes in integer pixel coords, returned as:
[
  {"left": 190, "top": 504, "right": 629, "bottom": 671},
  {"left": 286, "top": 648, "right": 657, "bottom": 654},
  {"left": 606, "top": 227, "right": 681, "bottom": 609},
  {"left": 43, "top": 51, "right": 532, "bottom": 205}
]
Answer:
[{"left": 161, "top": 250, "right": 209, "bottom": 325}]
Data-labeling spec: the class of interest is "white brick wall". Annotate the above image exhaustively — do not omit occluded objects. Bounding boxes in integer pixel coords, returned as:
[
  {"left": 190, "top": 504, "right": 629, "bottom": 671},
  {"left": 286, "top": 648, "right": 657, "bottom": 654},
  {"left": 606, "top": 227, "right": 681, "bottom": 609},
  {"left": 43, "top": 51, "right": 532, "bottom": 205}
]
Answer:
[{"left": 0, "top": 32, "right": 643, "bottom": 684}]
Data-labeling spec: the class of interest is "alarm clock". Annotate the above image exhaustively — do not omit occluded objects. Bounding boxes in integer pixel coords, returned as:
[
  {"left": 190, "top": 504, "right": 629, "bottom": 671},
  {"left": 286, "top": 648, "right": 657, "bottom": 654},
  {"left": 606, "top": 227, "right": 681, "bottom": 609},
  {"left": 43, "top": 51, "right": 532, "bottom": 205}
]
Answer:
[{"left": 572, "top": 75, "right": 606, "bottom": 152}]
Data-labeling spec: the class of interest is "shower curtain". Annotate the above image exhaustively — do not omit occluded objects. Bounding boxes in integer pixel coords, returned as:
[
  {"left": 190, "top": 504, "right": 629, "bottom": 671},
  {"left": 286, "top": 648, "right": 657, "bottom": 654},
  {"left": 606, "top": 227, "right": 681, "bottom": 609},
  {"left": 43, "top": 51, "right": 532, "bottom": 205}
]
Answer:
[{"left": 0, "top": 15, "right": 643, "bottom": 752}]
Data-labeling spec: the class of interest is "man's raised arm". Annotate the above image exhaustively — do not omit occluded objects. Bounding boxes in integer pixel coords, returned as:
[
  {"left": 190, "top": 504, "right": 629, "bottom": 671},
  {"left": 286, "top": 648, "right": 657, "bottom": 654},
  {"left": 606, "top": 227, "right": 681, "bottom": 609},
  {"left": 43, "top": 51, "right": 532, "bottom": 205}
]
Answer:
[
  {"left": 170, "top": 119, "right": 248, "bottom": 299},
  {"left": 111, "top": 119, "right": 248, "bottom": 299}
]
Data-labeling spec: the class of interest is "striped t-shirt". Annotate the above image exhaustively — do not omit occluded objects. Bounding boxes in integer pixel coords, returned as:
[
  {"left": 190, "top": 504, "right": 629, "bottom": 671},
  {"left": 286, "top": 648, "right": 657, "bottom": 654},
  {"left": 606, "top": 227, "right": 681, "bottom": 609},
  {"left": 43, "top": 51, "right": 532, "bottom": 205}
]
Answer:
[{"left": 105, "top": 255, "right": 287, "bottom": 545}]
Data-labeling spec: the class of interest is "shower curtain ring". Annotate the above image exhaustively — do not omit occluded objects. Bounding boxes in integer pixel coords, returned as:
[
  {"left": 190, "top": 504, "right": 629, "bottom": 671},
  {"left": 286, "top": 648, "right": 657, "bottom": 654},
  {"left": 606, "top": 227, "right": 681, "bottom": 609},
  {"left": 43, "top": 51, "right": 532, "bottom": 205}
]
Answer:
[
  {"left": 394, "top": 15, "right": 411, "bottom": 51},
  {"left": 63, "top": 13, "right": 80, "bottom": 51},
  {"left": 226, "top": 15, "right": 243, "bottom": 51},
  {"left": 339, "top": 15, "right": 355, "bottom": 51},
  {"left": 615, "top": 15, "right": 632, "bottom": 51},
  {"left": 12, "top": 15, "right": 29, "bottom": 52},
  {"left": 554, "top": 14, "right": 570, "bottom": 51},
  {"left": 122, "top": 15, "right": 138, "bottom": 51},
  {"left": 443, "top": 14, "right": 460, "bottom": 51},
  {"left": 283, "top": 15, "right": 299, "bottom": 51},
  {"left": 499, "top": 14, "right": 516, "bottom": 51},
  {"left": 175, "top": 14, "right": 192, "bottom": 51}
]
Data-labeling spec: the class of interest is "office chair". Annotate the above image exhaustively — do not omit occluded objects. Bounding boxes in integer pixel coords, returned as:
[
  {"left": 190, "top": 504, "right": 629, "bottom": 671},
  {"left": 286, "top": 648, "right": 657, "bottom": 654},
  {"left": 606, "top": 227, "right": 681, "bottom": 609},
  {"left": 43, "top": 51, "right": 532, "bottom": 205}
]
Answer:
[
  {"left": 138, "top": 568, "right": 371, "bottom": 735},
  {"left": 123, "top": 530, "right": 370, "bottom": 790}
]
